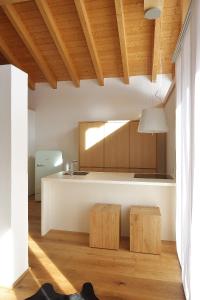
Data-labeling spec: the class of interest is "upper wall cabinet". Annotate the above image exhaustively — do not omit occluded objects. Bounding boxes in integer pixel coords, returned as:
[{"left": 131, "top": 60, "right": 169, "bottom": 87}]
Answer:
[
  {"left": 130, "top": 121, "right": 157, "bottom": 169},
  {"left": 79, "top": 122, "right": 104, "bottom": 168},
  {"left": 79, "top": 121, "right": 165, "bottom": 172},
  {"left": 104, "top": 121, "right": 130, "bottom": 168}
]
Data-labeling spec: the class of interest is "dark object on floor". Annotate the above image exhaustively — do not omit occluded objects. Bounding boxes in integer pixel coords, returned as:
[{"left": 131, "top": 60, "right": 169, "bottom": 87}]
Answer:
[
  {"left": 81, "top": 283, "right": 99, "bottom": 300},
  {"left": 25, "top": 282, "right": 99, "bottom": 300}
]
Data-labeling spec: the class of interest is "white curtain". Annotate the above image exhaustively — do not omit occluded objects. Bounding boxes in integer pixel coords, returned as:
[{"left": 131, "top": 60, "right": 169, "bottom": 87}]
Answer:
[
  {"left": 176, "top": 25, "right": 192, "bottom": 299},
  {"left": 190, "top": 0, "right": 200, "bottom": 298},
  {"left": 176, "top": 1, "right": 200, "bottom": 299}
]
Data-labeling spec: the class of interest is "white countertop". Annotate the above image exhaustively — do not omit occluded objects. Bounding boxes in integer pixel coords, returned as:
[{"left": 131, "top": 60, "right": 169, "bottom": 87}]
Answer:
[{"left": 43, "top": 171, "right": 176, "bottom": 187}]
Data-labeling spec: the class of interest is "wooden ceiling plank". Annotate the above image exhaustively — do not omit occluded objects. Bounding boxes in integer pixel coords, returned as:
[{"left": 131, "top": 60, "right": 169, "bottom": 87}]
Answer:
[
  {"left": 3, "top": 4, "right": 57, "bottom": 88},
  {"left": 152, "top": 18, "right": 161, "bottom": 82},
  {"left": 0, "top": 0, "right": 30, "bottom": 4},
  {"left": 74, "top": 0, "right": 104, "bottom": 86},
  {"left": 114, "top": 0, "right": 129, "bottom": 84},
  {"left": 0, "top": 0, "right": 181, "bottom": 84},
  {"left": 35, "top": 0, "right": 80, "bottom": 87},
  {"left": 0, "top": 35, "right": 35, "bottom": 89}
]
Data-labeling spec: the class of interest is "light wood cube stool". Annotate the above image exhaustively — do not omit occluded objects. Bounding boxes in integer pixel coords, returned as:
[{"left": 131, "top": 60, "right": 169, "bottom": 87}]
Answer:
[
  {"left": 90, "top": 203, "right": 121, "bottom": 250},
  {"left": 130, "top": 206, "right": 161, "bottom": 254}
]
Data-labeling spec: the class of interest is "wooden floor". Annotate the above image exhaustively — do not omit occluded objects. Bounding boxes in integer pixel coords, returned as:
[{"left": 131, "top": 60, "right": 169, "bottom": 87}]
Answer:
[{"left": 0, "top": 198, "right": 185, "bottom": 300}]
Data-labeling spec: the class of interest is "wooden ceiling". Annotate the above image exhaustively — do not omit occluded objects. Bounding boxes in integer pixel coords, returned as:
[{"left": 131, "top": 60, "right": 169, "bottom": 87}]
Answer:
[{"left": 0, "top": 0, "right": 182, "bottom": 89}]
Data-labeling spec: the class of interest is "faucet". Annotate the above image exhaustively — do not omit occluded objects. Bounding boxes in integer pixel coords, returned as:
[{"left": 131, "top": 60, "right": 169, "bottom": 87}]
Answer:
[{"left": 69, "top": 160, "right": 78, "bottom": 175}]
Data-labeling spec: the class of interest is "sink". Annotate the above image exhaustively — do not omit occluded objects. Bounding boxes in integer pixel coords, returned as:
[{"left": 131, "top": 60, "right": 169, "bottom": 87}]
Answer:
[
  {"left": 134, "top": 173, "right": 173, "bottom": 179},
  {"left": 63, "top": 171, "right": 89, "bottom": 176},
  {"left": 73, "top": 171, "right": 89, "bottom": 175}
]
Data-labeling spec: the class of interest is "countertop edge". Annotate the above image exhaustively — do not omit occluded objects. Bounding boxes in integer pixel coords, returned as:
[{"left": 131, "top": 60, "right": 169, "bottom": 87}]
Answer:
[{"left": 42, "top": 174, "right": 176, "bottom": 187}]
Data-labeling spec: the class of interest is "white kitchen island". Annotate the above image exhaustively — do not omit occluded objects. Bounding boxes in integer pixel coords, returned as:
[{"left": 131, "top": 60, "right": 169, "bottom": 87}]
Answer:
[{"left": 41, "top": 172, "right": 176, "bottom": 241}]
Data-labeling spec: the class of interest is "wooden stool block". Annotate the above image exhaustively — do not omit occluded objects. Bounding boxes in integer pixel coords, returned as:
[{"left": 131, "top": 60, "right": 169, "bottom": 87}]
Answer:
[
  {"left": 130, "top": 206, "right": 161, "bottom": 254},
  {"left": 90, "top": 203, "right": 121, "bottom": 250}
]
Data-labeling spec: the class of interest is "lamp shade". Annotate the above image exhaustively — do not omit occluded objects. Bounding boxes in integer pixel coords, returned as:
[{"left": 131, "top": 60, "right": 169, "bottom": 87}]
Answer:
[{"left": 138, "top": 107, "right": 168, "bottom": 133}]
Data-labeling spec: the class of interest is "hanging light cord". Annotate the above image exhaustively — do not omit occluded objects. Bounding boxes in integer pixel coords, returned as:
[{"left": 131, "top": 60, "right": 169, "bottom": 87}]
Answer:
[{"left": 154, "top": 16, "right": 164, "bottom": 106}]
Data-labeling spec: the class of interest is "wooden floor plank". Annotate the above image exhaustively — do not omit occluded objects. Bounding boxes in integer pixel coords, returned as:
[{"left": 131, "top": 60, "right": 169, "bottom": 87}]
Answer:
[{"left": 0, "top": 198, "right": 185, "bottom": 300}]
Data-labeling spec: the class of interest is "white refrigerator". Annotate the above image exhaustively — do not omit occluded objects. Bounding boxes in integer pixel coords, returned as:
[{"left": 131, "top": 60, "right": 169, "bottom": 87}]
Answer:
[{"left": 35, "top": 150, "right": 63, "bottom": 201}]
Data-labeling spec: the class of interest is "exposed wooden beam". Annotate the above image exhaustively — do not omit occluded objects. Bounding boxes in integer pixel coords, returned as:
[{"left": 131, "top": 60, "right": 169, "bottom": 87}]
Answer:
[
  {"left": 171, "top": 63, "right": 175, "bottom": 79},
  {"left": 152, "top": 18, "right": 161, "bottom": 82},
  {"left": 0, "top": 35, "right": 35, "bottom": 89},
  {"left": 35, "top": 0, "right": 80, "bottom": 87},
  {"left": 74, "top": 0, "right": 104, "bottom": 86},
  {"left": 114, "top": 0, "right": 129, "bottom": 84},
  {"left": 0, "top": 0, "right": 31, "bottom": 5},
  {"left": 3, "top": 4, "right": 57, "bottom": 88}
]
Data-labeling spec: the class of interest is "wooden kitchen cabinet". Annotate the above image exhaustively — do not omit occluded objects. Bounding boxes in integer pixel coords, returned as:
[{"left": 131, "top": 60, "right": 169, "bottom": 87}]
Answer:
[
  {"left": 104, "top": 121, "right": 130, "bottom": 168},
  {"left": 130, "top": 121, "right": 157, "bottom": 169},
  {"left": 156, "top": 133, "right": 167, "bottom": 173},
  {"left": 79, "top": 120, "right": 165, "bottom": 172},
  {"left": 79, "top": 122, "right": 105, "bottom": 168}
]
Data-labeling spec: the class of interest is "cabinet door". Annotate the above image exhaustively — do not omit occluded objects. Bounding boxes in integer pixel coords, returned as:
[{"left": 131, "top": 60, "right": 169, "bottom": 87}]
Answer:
[
  {"left": 156, "top": 133, "right": 166, "bottom": 173},
  {"left": 79, "top": 122, "right": 104, "bottom": 168},
  {"left": 104, "top": 121, "right": 130, "bottom": 168},
  {"left": 130, "top": 121, "right": 156, "bottom": 169}
]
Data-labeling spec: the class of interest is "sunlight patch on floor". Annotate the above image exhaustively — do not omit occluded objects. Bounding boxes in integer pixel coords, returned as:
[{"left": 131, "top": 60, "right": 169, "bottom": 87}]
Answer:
[
  {"left": 29, "top": 236, "right": 77, "bottom": 294},
  {"left": 0, "top": 229, "right": 14, "bottom": 288}
]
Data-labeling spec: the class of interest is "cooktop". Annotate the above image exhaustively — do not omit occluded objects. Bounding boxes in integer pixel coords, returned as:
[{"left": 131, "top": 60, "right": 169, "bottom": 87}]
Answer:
[{"left": 134, "top": 173, "right": 173, "bottom": 179}]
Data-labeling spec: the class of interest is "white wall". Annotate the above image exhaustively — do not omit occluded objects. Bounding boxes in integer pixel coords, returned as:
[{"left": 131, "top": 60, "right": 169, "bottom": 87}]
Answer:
[
  {"left": 165, "top": 88, "right": 176, "bottom": 177},
  {"left": 0, "top": 65, "right": 28, "bottom": 287},
  {"left": 0, "top": 66, "right": 11, "bottom": 250},
  {"left": 29, "top": 75, "right": 171, "bottom": 165},
  {"left": 42, "top": 178, "right": 176, "bottom": 241},
  {"left": 28, "top": 110, "right": 36, "bottom": 195}
]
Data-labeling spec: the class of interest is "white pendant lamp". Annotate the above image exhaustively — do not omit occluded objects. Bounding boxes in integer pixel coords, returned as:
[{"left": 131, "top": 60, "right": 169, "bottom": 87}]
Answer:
[
  {"left": 139, "top": 1, "right": 168, "bottom": 134},
  {"left": 138, "top": 107, "right": 168, "bottom": 133}
]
